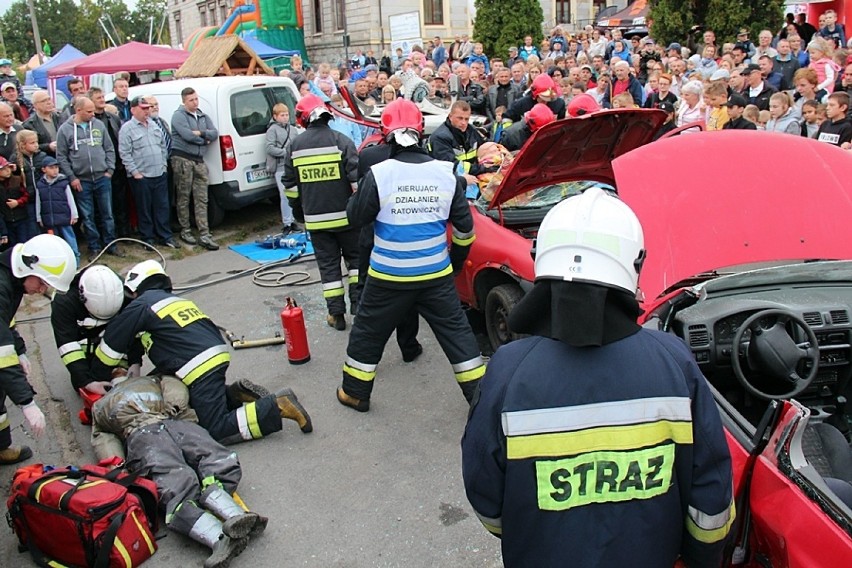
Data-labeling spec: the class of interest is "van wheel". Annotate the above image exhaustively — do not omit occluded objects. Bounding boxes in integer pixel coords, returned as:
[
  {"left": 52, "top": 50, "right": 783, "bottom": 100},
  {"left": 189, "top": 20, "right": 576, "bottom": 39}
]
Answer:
[
  {"left": 485, "top": 283, "right": 525, "bottom": 352},
  {"left": 208, "top": 197, "right": 225, "bottom": 228}
]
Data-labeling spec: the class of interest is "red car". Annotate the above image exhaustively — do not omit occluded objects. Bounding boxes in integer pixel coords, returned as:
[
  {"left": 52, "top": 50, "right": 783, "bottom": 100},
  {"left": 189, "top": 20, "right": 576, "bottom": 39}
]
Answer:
[{"left": 460, "top": 120, "right": 852, "bottom": 565}]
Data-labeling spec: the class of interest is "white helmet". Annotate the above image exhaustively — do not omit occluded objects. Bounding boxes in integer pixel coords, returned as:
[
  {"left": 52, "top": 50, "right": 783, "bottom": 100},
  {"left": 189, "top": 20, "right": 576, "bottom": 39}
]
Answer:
[
  {"left": 534, "top": 187, "right": 645, "bottom": 293},
  {"left": 11, "top": 234, "right": 77, "bottom": 292},
  {"left": 124, "top": 260, "right": 167, "bottom": 293},
  {"left": 79, "top": 265, "right": 124, "bottom": 319}
]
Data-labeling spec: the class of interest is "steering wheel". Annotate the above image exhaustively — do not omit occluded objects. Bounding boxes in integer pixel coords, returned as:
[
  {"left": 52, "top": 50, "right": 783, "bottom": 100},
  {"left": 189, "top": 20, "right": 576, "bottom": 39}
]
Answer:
[{"left": 731, "top": 309, "right": 820, "bottom": 400}]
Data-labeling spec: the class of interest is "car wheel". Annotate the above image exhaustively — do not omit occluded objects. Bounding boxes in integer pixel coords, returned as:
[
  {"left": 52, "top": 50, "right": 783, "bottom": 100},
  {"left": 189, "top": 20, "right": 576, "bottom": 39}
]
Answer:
[
  {"left": 485, "top": 283, "right": 524, "bottom": 351},
  {"left": 207, "top": 196, "right": 225, "bottom": 228}
]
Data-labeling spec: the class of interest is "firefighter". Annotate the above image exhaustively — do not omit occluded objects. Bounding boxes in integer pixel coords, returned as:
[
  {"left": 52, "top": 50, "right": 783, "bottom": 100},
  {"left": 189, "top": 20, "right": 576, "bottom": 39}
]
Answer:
[
  {"left": 500, "top": 102, "right": 557, "bottom": 152},
  {"left": 504, "top": 73, "right": 567, "bottom": 122},
  {"left": 89, "top": 260, "right": 313, "bottom": 444},
  {"left": 427, "top": 100, "right": 492, "bottom": 187},
  {"left": 0, "top": 234, "right": 76, "bottom": 465},
  {"left": 461, "top": 188, "right": 735, "bottom": 567},
  {"left": 281, "top": 94, "right": 360, "bottom": 331},
  {"left": 567, "top": 92, "right": 600, "bottom": 117},
  {"left": 337, "top": 98, "right": 486, "bottom": 412},
  {"left": 92, "top": 373, "right": 265, "bottom": 568}
]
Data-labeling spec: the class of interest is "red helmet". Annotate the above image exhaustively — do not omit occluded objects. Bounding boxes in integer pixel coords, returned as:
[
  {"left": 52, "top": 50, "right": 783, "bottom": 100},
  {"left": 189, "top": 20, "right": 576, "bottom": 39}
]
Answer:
[
  {"left": 295, "top": 94, "right": 331, "bottom": 128},
  {"left": 525, "top": 103, "right": 556, "bottom": 132},
  {"left": 567, "top": 93, "right": 600, "bottom": 117},
  {"left": 380, "top": 98, "right": 423, "bottom": 146},
  {"left": 531, "top": 74, "right": 557, "bottom": 101}
]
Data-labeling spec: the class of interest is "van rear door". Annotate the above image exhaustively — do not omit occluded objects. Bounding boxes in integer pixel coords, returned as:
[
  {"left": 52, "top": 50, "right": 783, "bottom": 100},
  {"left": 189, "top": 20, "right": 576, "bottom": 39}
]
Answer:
[{"left": 228, "top": 88, "right": 275, "bottom": 188}]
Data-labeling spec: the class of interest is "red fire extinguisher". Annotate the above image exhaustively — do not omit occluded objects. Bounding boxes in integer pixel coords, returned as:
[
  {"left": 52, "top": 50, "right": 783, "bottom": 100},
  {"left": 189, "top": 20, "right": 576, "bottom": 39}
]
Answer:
[{"left": 281, "top": 297, "right": 311, "bottom": 364}]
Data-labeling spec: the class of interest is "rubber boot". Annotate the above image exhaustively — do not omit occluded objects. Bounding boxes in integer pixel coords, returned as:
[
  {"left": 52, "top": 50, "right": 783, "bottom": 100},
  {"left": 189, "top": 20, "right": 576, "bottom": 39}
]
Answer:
[
  {"left": 0, "top": 445, "right": 33, "bottom": 465},
  {"left": 326, "top": 313, "right": 346, "bottom": 331},
  {"left": 199, "top": 485, "right": 260, "bottom": 540},
  {"left": 186, "top": 510, "right": 249, "bottom": 568},
  {"left": 226, "top": 379, "right": 271, "bottom": 405},
  {"left": 275, "top": 388, "right": 313, "bottom": 432},
  {"left": 336, "top": 386, "right": 370, "bottom": 412}
]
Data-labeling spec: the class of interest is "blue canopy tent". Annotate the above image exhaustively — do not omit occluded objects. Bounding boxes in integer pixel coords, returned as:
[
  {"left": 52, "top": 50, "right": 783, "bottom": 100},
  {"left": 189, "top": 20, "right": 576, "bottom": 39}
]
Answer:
[
  {"left": 242, "top": 35, "right": 299, "bottom": 59},
  {"left": 30, "top": 44, "right": 86, "bottom": 98}
]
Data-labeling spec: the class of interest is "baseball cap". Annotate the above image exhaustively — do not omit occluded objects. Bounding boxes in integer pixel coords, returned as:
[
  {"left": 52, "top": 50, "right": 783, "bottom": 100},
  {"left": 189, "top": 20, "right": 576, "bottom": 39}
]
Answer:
[
  {"left": 41, "top": 156, "right": 59, "bottom": 168},
  {"left": 725, "top": 93, "right": 748, "bottom": 107},
  {"left": 658, "top": 101, "right": 675, "bottom": 114},
  {"left": 0, "top": 156, "right": 16, "bottom": 169},
  {"left": 364, "top": 64, "right": 378, "bottom": 73},
  {"left": 710, "top": 69, "right": 731, "bottom": 81},
  {"left": 130, "top": 96, "right": 151, "bottom": 109},
  {"left": 509, "top": 46, "right": 518, "bottom": 53},
  {"left": 581, "top": 64, "right": 594, "bottom": 72},
  {"left": 0, "top": 59, "right": 11, "bottom": 67},
  {"left": 737, "top": 28, "right": 749, "bottom": 37},
  {"left": 666, "top": 42, "right": 682, "bottom": 52},
  {"left": 1, "top": 82, "right": 16, "bottom": 91},
  {"left": 741, "top": 63, "right": 761, "bottom": 76},
  {"left": 642, "top": 37, "right": 655, "bottom": 45}
]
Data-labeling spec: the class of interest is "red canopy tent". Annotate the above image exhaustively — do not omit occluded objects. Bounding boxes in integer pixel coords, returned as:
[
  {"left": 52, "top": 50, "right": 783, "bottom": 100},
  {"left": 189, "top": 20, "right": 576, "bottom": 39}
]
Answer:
[{"left": 47, "top": 42, "right": 189, "bottom": 77}]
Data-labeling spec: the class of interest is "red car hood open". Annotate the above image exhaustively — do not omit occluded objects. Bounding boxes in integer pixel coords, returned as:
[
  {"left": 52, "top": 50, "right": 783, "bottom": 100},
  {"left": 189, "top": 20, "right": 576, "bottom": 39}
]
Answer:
[
  {"left": 614, "top": 131, "right": 852, "bottom": 301},
  {"left": 489, "top": 108, "right": 667, "bottom": 208}
]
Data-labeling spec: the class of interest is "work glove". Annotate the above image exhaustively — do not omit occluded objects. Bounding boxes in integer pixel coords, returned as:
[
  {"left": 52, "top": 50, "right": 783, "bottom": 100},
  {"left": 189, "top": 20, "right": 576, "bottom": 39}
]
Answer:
[
  {"left": 22, "top": 402, "right": 45, "bottom": 437},
  {"left": 84, "top": 381, "right": 113, "bottom": 396},
  {"left": 19, "top": 353, "right": 31, "bottom": 377},
  {"left": 127, "top": 363, "right": 142, "bottom": 378}
]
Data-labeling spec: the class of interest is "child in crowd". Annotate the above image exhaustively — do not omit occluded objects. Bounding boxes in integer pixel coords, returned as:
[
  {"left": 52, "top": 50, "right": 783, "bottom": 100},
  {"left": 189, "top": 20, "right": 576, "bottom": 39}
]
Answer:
[
  {"left": 801, "top": 100, "right": 822, "bottom": 137},
  {"left": 743, "top": 104, "right": 761, "bottom": 126},
  {"left": 703, "top": 81, "right": 730, "bottom": 131},
  {"left": 15, "top": 129, "right": 44, "bottom": 240},
  {"left": 766, "top": 92, "right": 801, "bottom": 135},
  {"left": 35, "top": 156, "right": 79, "bottom": 265},
  {"left": 757, "top": 109, "right": 771, "bottom": 129},
  {"left": 611, "top": 92, "right": 636, "bottom": 109},
  {"left": 265, "top": 103, "right": 300, "bottom": 234},
  {"left": 816, "top": 91, "right": 852, "bottom": 145},
  {"left": 468, "top": 43, "right": 490, "bottom": 74},
  {"left": 0, "top": 154, "right": 31, "bottom": 248}
]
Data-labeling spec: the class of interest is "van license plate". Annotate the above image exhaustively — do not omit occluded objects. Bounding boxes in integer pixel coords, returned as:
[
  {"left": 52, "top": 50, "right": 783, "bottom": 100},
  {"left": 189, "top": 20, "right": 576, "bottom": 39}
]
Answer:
[{"left": 247, "top": 169, "right": 272, "bottom": 183}]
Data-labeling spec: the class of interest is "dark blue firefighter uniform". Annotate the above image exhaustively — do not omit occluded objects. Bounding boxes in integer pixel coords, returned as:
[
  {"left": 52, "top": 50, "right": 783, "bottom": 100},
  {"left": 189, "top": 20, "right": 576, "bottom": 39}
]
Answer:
[{"left": 462, "top": 329, "right": 735, "bottom": 568}]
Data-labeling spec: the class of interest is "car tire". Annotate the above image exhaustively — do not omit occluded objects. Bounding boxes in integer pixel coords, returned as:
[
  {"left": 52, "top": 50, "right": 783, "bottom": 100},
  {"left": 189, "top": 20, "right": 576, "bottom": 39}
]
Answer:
[
  {"left": 485, "top": 283, "right": 525, "bottom": 352},
  {"left": 207, "top": 196, "right": 225, "bottom": 228}
]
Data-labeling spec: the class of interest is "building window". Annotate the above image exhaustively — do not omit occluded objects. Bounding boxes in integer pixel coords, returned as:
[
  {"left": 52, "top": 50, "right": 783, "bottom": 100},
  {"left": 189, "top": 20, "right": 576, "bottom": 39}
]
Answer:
[
  {"left": 208, "top": 3, "right": 217, "bottom": 26},
  {"left": 313, "top": 0, "right": 323, "bottom": 33},
  {"left": 334, "top": 0, "right": 345, "bottom": 32},
  {"left": 221, "top": 5, "right": 228, "bottom": 22},
  {"left": 424, "top": 0, "right": 443, "bottom": 26},
  {"left": 593, "top": 0, "right": 607, "bottom": 17},
  {"left": 555, "top": 0, "right": 571, "bottom": 24},
  {"left": 174, "top": 12, "right": 183, "bottom": 46},
  {"left": 199, "top": 8, "right": 207, "bottom": 27}
]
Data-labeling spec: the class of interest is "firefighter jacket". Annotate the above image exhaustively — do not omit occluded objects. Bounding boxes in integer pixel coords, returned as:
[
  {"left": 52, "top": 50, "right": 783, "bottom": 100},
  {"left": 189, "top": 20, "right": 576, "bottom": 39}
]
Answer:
[
  {"left": 427, "top": 119, "right": 489, "bottom": 176},
  {"left": 91, "top": 374, "right": 197, "bottom": 461},
  {"left": 347, "top": 147, "right": 475, "bottom": 287},
  {"left": 0, "top": 250, "right": 33, "bottom": 406},
  {"left": 91, "top": 289, "right": 229, "bottom": 388},
  {"left": 462, "top": 330, "right": 735, "bottom": 568},
  {"left": 281, "top": 121, "right": 358, "bottom": 232},
  {"left": 51, "top": 270, "right": 142, "bottom": 390}
]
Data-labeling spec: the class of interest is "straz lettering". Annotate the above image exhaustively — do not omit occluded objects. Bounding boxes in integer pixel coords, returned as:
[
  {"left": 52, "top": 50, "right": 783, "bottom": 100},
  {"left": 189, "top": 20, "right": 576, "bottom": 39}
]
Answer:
[
  {"left": 535, "top": 445, "right": 674, "bottom": 511},
  {"left": 299, "top": 163, "right": 341, "bottom": 182},
  {"left": 156, "top": 300, "right": 208, "bottom": 327}
]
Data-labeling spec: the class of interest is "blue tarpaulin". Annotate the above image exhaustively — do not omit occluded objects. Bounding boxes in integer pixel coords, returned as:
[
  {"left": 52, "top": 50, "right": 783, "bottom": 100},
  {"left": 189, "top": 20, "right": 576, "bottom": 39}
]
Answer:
[
  {"left": 31, "top": 44, "right": 86, "bottom": 88},
  {"left": 242, "top": 36, "right": 300, "bottom": 60}
]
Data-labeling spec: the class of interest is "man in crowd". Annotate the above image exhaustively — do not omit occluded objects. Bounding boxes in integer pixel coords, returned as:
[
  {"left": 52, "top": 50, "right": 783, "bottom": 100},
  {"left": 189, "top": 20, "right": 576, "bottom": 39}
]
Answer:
[
  {"left": 453, "top": 64, "right": 487, "bottom": 116},
  {"left": 431, "top": 36, "right": 447, "bottom": 68},
  {"left": 56, "top": 97, "right": 123, "bottom": 259},
  {"left": 119, "top": 97, "right": 175, "bottom": 249},
  {"left": 741, "top": 63, "right": 776, "bottom": 110},
  {"left": 754, "top": 30, "right": 778, "bottom": 60},
  {"left": 59, "top": 78, "right": 86, "bottom": 121},
  {"left": 487, "top": 68, "right": 522, "bottom": 122},
  {"left": 0, "top": 103, "right": 18, "bottom": 162},
  {"left": 88, "top": 87, "right": 129, "bottom": 238},
  {"left": 773, "top": 39, "right": 800, "bottom": 91},
  {"left": 2, "top": 83, "right": 31, "bottom": 122},
  {"left": 22, "top": 90, "right": 60, "bottom": 156},
  {"left": 604, "top": 60, "right": 644, "bottom": 108},
  {"left": 758, "top": 55, "right": 783, "bottom": 91},
  {"left": 112, "top": 78, "right": 132, "bottom": 123},
  {"left": 171, "top": 88, "right": 218, "bottom": 250},
  {"left": 0, "top": 59, "right": 23, "bottom": 99}
]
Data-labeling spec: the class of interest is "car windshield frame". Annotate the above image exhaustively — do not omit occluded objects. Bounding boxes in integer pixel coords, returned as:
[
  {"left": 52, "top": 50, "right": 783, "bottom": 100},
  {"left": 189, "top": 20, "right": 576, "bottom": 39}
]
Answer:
[{"left": 478, "top": 180, "right": 614, "bottom": 211}]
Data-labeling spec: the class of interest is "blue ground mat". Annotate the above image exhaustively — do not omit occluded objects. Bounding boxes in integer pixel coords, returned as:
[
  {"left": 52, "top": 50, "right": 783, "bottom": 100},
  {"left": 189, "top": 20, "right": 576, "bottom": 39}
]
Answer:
[{"left": 229, "top": 232, "right": 315, "bottom": 263}]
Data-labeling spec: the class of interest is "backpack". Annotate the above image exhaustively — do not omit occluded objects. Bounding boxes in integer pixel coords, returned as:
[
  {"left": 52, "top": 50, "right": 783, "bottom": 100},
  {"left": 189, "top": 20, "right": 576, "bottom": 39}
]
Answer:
[{"left": 6, "top": 463, "right": 159, "bottom": 568}]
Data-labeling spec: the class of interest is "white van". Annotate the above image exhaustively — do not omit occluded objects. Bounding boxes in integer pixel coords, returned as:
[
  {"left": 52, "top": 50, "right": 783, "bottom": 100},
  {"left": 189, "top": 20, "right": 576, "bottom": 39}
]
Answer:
[{"left": 114, "top": 76, "right": 300, "bottom": 225}]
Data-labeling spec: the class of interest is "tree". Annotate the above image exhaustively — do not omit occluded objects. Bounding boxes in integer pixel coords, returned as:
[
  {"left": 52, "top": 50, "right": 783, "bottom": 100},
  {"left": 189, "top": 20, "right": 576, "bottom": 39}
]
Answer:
[
  {"left": 649, "top": 0, "right": 785, "bottom": 49},
  {"left": 473, "top": 0, "right": 543, "bottom": 60},
  {"left": 0, "top": 0, "right": 80, "bottom": 64}
]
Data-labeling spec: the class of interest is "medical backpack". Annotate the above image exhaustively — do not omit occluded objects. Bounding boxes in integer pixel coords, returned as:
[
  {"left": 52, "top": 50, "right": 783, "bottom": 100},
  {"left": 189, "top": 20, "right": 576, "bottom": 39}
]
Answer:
[{"left": 6, "top": 463, "right": 159, "bottom": 568}]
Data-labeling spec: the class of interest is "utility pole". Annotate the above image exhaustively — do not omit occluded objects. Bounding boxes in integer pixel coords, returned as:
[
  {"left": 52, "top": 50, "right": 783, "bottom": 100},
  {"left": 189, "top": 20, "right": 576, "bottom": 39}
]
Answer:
[
  {"left": 0, "top": 27, "right": 6, "bottom": 57},
  {"left": 26, "top": 0, "right": 44, "bottom": 64}
]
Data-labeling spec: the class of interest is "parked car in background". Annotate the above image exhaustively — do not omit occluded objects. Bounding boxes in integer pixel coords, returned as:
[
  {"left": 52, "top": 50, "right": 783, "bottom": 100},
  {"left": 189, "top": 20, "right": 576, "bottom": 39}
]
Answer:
[{"left": 112, "top": 76, "right": 301, "bottom": 226}]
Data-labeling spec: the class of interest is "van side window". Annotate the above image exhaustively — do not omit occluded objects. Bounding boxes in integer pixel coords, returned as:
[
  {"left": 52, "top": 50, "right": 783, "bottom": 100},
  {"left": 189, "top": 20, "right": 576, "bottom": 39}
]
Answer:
[
  {"left": 230, "top": 90, "right": 271, "bottom": 136},
  {"left": 271, "top": 87, "right": 298, "bottom": 126}
]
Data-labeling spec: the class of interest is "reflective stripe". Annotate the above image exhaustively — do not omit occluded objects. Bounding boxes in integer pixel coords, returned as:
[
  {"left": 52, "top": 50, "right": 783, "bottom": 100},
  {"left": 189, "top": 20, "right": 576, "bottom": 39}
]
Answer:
[
  {"left": 291, "top": 145, "right": 341, "bottom": 159},
  {"left": 114, "top": 537, "right": 132, "bottom": 567},
  {"left": 0, "top": 413, "right": 8, "bottom": 430},
  {"left": 236, "top": 406, "right": 253, "bottom": 441},
  {"left": 96, "top": 342, "right": 124, "bottom": 366},
  {"left": 0, "top": 344, "right": 19, "bottom": 368},
  {"left": 130, "top": 510, "right": 156, "bottom": 554},
  {"left": 47, "top": 561, "right": 68, "bottom": 568},
  {"left": 506, "top": 421, "right": 694, "bottom": 460},
  {"left": 151, "top": 297, "right": 181, "bottom": 313},
  {"left": 367, "top": 264, "right": 453, "bottom": 283},
  {"left": 284, "top": 187, "right": 299, "bottom": 199},
  {"left": 503, "top": 397, "right": 693, "bottom": 437},
  {"left": 474, "top": 511, "right": 502, "bottom": 536},
  {"left": 451, "top": 229, "right": 476, "bottom": 246},
  {"left": 293, "top": 151, "right": 342, "bottom": 166},
  {"left": 344, "top": 357, "right": 377, "bottom": 382},
  {"left": 306, "top": 218, "right": 349, "bottom": 230},
  {"left": 62, "top": 350, "right": 87, "bottom": 365},
  {"left": 457, "top": 148, "right": 477, "bottom": 161},
  {"left": 58, "top": 342, "right": 83, "bottom": 356},
  {"left": 246, "top": 402, "right": 262, "bottom": 439},
  {"left": 374, "top": 233, "right": 446, "bottom": 252},
  {"left": 455, "top": 364, "right": 485, "bottom": 383},
  {"left": 687, "top": 500, "right": 736, "bottom": 544},
  {"left": 371, "top": 249, "right": 448, "bottom": 268},
  {"left": 304, "top": 211, "right": 348, "bottom": 230},
  {"left": 139, "top": 332, "right": 153, "bottom": 352},
  {"left": 348, "top": 274, "right": 359, "bottom": 284},
  {"left": 176, "top": 345, "right": 231, "bottom": 386}
]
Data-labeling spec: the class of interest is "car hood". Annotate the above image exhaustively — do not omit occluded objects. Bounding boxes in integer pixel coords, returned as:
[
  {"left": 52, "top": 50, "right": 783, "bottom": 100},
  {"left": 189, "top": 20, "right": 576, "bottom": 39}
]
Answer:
[
  {"left": 489, "top": 108, "right": 667, "bottom": 208},
  {"left": 614, "top": 131, "right": 852, "bottom": 301}
]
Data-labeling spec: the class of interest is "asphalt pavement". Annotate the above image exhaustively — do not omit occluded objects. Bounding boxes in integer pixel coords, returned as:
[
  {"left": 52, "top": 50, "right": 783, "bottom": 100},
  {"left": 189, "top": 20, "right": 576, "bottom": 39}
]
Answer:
[{"left": 0, "top": 241, "right": 503, "bottom": 567}]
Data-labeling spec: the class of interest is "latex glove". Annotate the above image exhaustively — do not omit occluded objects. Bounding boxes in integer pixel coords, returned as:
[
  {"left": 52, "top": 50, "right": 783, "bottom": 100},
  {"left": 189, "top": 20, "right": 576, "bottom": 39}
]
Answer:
[
  {"left": 127, "top": 363, "right": 142, "bottom": 378},
  {"left": 19, "top": 353, "right": 31, "bottom": 377},
  {"left": 22, "top": 402, "right": 45, "bottom": 437},
  {"left": 84, "top": 381, "right": 113, "bottom": 396}
]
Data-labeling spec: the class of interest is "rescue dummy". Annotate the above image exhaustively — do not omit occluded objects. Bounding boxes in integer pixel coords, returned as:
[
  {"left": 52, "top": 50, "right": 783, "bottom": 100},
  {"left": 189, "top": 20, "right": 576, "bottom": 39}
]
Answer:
[{"left": 92, "top": 373, "right": 265, "bottom": 568}]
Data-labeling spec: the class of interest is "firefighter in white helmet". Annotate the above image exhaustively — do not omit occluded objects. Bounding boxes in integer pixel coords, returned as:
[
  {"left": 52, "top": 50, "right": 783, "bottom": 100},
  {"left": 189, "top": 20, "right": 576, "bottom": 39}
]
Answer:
[
  {"left": 462, "top": 188, "right": 735, "bottom": 567},
  {"left": 0, "top": 234, "right": 76, "bottom": 465}
]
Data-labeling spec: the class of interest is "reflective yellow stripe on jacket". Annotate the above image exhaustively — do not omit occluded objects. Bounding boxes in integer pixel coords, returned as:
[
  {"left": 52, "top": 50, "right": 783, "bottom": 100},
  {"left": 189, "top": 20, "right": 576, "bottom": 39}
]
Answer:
[{"left": 176, "top": 344, "right": 231, "bottom": 386}]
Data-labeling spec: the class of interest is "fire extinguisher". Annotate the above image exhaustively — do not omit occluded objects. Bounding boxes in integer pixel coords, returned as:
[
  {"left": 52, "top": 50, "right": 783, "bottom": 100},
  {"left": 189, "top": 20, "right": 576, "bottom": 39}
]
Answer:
[{"left": 280, "top": 297, "right": 311, "bottom": 364}]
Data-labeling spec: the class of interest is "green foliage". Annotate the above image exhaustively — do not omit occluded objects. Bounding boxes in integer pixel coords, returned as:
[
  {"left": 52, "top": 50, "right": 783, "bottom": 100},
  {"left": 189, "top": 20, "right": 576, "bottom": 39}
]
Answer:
[
  {"left": 649, "top": 0, "right": 785, "bottom": 49},
  {"left": 473, "top": 0, "right": 543, "bottom": 59}
]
